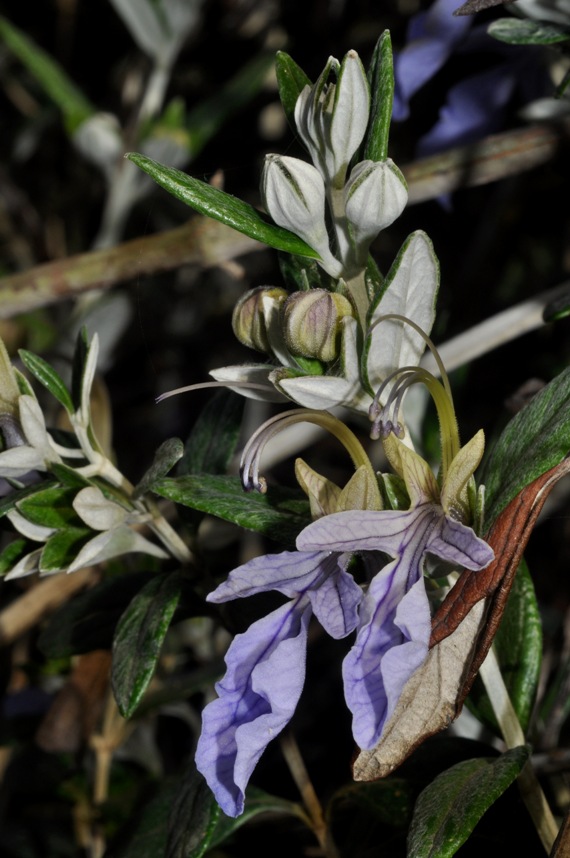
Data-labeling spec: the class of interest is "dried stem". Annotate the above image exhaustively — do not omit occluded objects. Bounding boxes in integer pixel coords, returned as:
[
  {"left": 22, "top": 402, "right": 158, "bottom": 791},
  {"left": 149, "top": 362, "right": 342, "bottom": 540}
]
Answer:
[{"left": 479, "top": 647, "right": 559, "bottom": 853}]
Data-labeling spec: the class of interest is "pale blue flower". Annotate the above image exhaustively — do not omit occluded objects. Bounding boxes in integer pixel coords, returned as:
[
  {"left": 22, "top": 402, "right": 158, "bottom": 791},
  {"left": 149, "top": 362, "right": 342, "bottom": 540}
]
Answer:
[{"left": 195, "top": 548, "right": 362, "bottom": 817}]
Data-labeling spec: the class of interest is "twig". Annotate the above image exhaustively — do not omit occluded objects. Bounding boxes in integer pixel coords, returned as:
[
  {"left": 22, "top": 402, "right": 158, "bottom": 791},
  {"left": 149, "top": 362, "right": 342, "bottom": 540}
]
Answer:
[
  {"left": 0, "top": 566, "right": 95, "bottom": 645},
  {"left": 0, "top": 123, "right": 567, "bottom": 319},
  {"left": 479, "top": 647, "right": 559, "bottom": 853}
]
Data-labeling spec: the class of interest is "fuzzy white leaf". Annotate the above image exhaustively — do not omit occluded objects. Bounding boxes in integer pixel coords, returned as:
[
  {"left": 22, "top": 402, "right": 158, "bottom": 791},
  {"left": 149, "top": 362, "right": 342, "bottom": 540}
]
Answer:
[
  {"left": 0, "top": 445, "right": 46, "bottom": 477},
  {"left": 3, "top": 547, "right": 43, "bottom": 580},
  {"left": 73, "top": 486, "right": 129, "bottom": 531},
  {"left": 7, "top": 510, "right": 55, "bottom": 542},
  {"left": 67, "top": 525, "right": 168, "bottom": 574},
  {"left": 365, "top": 231, "right": 439, "bottom": 395}
]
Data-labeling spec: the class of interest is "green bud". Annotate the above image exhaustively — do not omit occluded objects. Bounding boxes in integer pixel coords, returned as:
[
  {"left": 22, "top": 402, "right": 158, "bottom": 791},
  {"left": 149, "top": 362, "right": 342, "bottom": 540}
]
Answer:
[
  {"left": 232, "top": 286, "right": 288, "bottom": 354},
  {"left": 282, "top": 289, "right": 354, "bottom": 362}
]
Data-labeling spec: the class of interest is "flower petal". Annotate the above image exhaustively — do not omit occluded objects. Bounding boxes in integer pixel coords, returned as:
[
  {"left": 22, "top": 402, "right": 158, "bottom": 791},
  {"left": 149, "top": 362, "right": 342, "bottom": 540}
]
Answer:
[
  {"left": 428, "top": 515, "right": 494, "bottom": 570},
  {"left": 308, "top": 553, "right": 362, "bottom": 638},
  {"left": 297, "top": 507, "right": 429, "bottom": 555},
  {"left": 207, "top": 550, "right": 332, "bottom": 602},
  {"left": 195, "top": 600, "right": 311, "bottom": 817},
  {"left": 343, "top": 557, "right": 431, "bottom": 748},
  {"left": 209, "top": 365, "right": 288, "bottom": 403}
]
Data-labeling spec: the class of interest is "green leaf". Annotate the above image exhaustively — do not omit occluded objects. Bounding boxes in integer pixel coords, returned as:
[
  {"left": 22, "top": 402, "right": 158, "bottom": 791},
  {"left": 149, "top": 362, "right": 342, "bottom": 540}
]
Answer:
[
  {"left": 0, "top": 538, "right": 29, "bottom": 575},
  {"left": 364, "top": 30, "right": 394, "bottom": 163},
  {"left": 186, "top": 51, "right": 276, "bottom": 159},
  {"left": 0, "top": 480, "right": 58, "bottom": 519},
  {"left": 208, "top": 787, "right": 304, "bottom": 850},
  {"left": 0, "top": 15, "right": 95, "bottom": 133},
  {"left": 152, "top": 474, "right": 311, "bottom": 547},
  {"left": 166, "top": 767, "right": 220, "bottom": 858},
  {"left": 467, "top": 560, "right": 542, "bottom": 734},
  {"left": 17, "top": 486, "right": 81, "bottom": 529},
  {"left": 38, "top": 570, "right": 156, "bottom": 658},
  {"left": 111, "top": 571, "right": 183, "bottom": 718},
  {"left": 407, "top": 746, "right": 530, "bottom": 858},
  {"left": 71, "top": 327, "right": 90, "bottom": 411},
  {"left": 126, "top": 153, "right": 320, "bottom": 260},
  {"left": 18, "top": 350, "right": 74, "bottom": 414},
  {"left": 40, "top": 527, "right": 92, "bottom": 572},
  {"left": 482, "top": 366, "right": 570, "bottom": 528},
  {"left": 133, "top": 438, "right": 185, "bottom": 498},
  {"left": 275, "top": 51, "right": 311, "bottom": 130},
  {"left": 488, "top": 17, "right": 570, "bottom": 45},
  {"left": 180, "top": 390, "right": 244, "bottom": 476}
]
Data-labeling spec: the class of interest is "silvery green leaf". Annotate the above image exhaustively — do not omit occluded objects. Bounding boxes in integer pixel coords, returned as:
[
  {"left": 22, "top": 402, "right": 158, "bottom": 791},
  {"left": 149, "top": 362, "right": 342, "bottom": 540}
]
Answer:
[
  {"left": 363, "top": 30, "right": 394, "bottom": 163},
  {"left": 363, "top": 231, "right": 439, "bottom": 395},
  {"left": 67, "top": 525, "right": 168, "bottom": 573},
  {"left": 3, "top": 547, "right": 43, "bottom": 580},
  {"left": 127, "top": 153, "right": 320, "bottom": 260},
  {"left": 18, "top": 349, "right": 74, "bottom": 414},
  {"left": 488, "top": 17, "right": 570, "bottom": 44},
  {"left": 275, "top": 51, "right": 311, "bottom": 129},
  {"left": 40, "top": 527, "right": 93, "bottom": 573},
  {"left": 134, "top": 438, "right": 185, "bottom": 498},
  {"left": 73, "top": 486, "right": 129, "bottom": 531},
  {"left": 110, "top": 0, "right": 204, "bottom": 65},
  {"left": 0, "top": 538, "right": 29, "bottom": 576},
  {"left": 7, "top": 510, "right": 56, "bottom": 542},
  {"left": 16, "top": 486, "right": 80, "bottom": 529}
]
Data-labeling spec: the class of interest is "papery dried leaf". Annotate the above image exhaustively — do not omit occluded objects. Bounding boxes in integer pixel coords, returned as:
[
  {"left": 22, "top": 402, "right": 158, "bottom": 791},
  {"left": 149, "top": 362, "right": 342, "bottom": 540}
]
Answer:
[{"left": 353, "top": 458, "right": 570, "bottom": 782}]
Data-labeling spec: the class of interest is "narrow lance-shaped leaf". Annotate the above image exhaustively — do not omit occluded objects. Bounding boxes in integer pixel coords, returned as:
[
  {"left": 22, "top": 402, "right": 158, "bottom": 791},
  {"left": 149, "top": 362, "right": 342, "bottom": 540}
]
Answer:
[
  {"left": 363, "top": 30, "right": 394, "bottom": 163},
  {"left": 166, "top": 767, "right": 220, "bottom": 858},
  {"left": 126, "top": 153, "right": 321, "bottom": 260},
  {"left": 0, "top": 15, "right": 95, "bottom": 133},
  {"left": 133, "top": 437, "right": 185, "bottom": 499},
  {"left": 152, "top": 474, "right": 311, "bottom": 548},
  {"left": 488, "top": 18, "right": 570, "bottom": 45},
  {"left": 180, "top": 389, "right": 244, "bottom": 477},
  {"left": 18, "top": 350, "right": 74, "bottom": 414},
  {"left": 407, "top": 746, "right": 530, "bottom": 858},
  {"left": 111, "top": 571, "right": 183, "bottom": 718},
  {"left": 481, "top": 365, "right": 570, "bottom": 528},
  {"left": 275, "top": 51, "right": 311, "bottom": 130}
]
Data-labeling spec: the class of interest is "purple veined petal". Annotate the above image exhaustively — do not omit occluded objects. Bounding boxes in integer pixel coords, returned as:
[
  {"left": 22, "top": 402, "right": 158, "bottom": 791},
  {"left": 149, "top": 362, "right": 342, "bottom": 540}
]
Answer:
[
  {"left": 296, "top": 506, "right": 435, "bottom": 556},
  {"left": 195, "top": 599, "right": 311, "bottom": 817},
  {"left": 342, "top": 558, "right": 431, "bottom": 749},
  {"left": 207, "top": 550, "right": 333, "bottom": 603},
  {"left": 308, "top": 552, "right": 363, "bottom": 639},
  {"left": 428, "top": 515, "right": 494, "bottom": 570}
]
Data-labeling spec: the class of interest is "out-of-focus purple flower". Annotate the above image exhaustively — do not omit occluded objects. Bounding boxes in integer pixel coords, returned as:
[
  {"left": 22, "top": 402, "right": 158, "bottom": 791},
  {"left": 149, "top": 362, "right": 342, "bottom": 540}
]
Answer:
[
  {"left": 393, "top": 0, "right": 473, "bottom": 122},
  {"left": 194, "top": 548, "right": 362, "bottom": 817},
  {"left": 393, "top": 0, "right": 549, "bottom": 156}
]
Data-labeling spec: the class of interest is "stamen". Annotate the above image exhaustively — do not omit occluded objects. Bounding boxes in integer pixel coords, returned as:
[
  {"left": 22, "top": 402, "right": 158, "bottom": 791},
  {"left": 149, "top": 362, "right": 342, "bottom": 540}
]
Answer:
[
  {"left": 156, "top": 380, "right": 275, "bottom": 403},
  {"left": 239, "top": 408, "right": 382, "bottom": 510},
  {"left": 366, "top": 314, "right": 461, "bottom": 478}
]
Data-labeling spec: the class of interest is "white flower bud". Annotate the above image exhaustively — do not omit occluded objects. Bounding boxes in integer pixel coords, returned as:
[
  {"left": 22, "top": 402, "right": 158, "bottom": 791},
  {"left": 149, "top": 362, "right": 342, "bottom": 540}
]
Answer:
[
  {"left": 232, "top": 286, "right": 288, "bottom": 354},
  {"left": 344, "top": 159, "right": 408, "bottom": 262},
  {"left": 294, "top": 50, "right": 370, "bottom": 185},
  {"left": 282, "top": 289, "right": 354, "bottom": 362},
  {"left": 261, "top": 155, "right": 342, "bottom": 277}
]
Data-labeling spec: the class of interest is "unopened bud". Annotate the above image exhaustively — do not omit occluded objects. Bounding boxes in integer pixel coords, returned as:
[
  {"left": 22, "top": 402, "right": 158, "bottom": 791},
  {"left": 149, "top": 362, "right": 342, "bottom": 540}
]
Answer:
[
  {"left": 261, "top": 155, "right": 342, "bottom": 277},
  {"left": 344, "top": 159, "right": 408, "bottom": 261},
  {"left": 232, "top": 286, "right": 288, "bottom": 354},
  {"left": 282, "top": 289, "right": 354, "bottom": 362}
]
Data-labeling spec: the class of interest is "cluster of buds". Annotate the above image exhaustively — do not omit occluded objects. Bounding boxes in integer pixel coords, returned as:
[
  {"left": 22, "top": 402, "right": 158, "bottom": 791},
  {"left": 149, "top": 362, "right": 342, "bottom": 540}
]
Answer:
[
  {"left": 232, "top": 284, "right": 355, "bottom": 366},
  {"left": 262, "top": 52, "right": 408, "bottom": 286}
]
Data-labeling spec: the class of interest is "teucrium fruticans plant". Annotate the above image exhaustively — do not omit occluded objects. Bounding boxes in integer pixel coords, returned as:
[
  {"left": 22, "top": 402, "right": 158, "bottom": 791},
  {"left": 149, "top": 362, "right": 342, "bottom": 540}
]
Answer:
[{"left": 1, "top": 29, "right": 569, "bottom": 857}]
